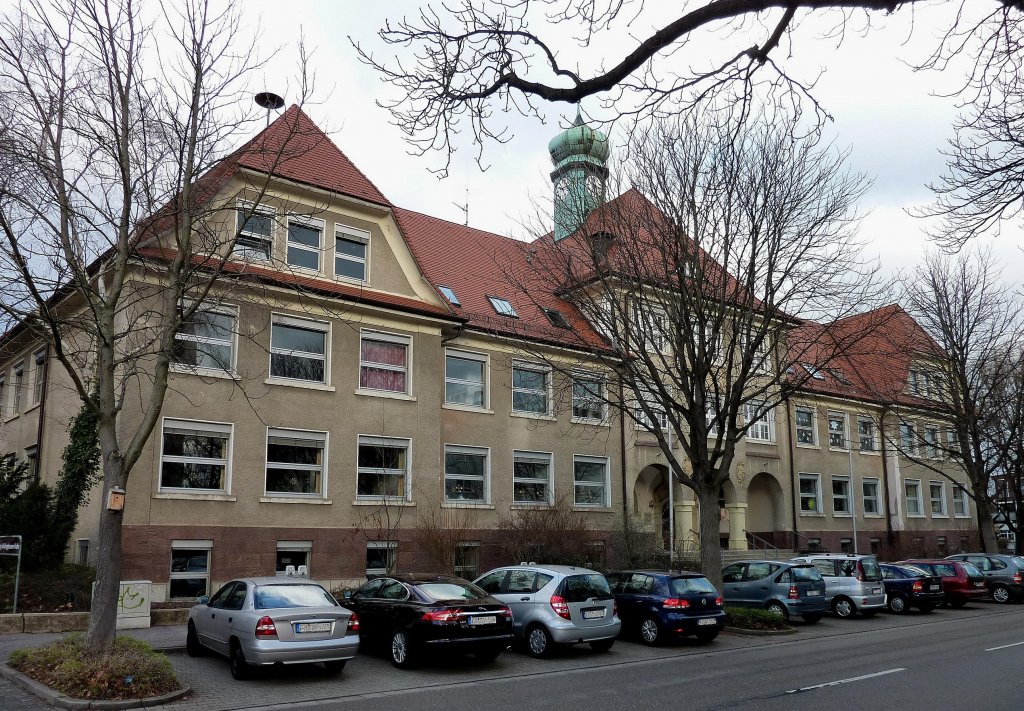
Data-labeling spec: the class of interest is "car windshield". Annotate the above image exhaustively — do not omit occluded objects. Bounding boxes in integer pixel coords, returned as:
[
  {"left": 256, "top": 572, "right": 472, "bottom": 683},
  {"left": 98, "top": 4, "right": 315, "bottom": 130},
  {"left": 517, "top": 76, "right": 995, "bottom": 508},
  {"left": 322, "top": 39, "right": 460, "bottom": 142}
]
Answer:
[
  {"left": 416, "top": 581, "right": 486, "bottom": 601},
  {"left": 900, "top": 566, "right": 929, "bottom": 577},
  {"left": 791, "top": 566, "right": 823, "bottom": 582},
  {"left": 670, "top": 577, "right": 718, "bottom": 595},
  {"left": 961, "top": 562, "right": 984, "bottom": 577},
  {"left": 254, "top": 584, "right": 337, "bottom": 610},
  {"left": 859, "top": 557, "right": 882, "bottom": 582},
  {"left": 1010, "top": 557, "right": 1024, "bottom": 570},
  {"left": 560, "top": 574, "right": 613, "bottom": 602}
]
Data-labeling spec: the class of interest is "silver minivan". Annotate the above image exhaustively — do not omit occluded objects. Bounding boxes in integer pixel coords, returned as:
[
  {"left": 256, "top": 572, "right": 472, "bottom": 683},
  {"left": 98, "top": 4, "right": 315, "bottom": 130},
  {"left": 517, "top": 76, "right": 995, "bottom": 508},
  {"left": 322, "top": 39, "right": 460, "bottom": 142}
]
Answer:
[
  {"left": 789, "top": 554, "right": 887, "bottom": 618},
  {"left": 474, "top": 564, "right": 621, "bottom": 657}
]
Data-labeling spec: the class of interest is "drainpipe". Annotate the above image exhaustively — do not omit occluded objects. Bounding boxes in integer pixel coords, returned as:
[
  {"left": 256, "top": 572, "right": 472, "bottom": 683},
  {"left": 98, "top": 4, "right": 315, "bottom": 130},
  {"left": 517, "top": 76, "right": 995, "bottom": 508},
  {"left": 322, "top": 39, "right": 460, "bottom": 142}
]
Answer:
[
  {"left": 32, "top": 345, "right": 50, "bottom": 485},
  {"left": 785, "top": 398, "right": 799, "bottom": 549},
  {"left": 618, "top": 379, "right": 629, "bottom": 524},
  {"left": 878, "top": 406, "right": 895, "bottom": 547}
]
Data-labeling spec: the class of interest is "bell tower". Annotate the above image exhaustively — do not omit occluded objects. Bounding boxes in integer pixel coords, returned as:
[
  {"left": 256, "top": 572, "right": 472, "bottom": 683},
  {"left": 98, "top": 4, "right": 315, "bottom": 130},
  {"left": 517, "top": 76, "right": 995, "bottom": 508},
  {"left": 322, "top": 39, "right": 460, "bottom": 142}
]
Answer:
[{"left": 548, "top": 110, "right": 609, "bottom": 241}]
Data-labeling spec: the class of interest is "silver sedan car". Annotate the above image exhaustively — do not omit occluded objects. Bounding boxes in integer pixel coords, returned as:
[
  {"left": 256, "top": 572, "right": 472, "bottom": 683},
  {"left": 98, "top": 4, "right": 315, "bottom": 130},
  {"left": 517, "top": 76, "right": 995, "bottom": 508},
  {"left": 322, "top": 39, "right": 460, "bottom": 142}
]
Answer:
[{"left": 187, "top": 577, "right": 360, "bottom": 679}]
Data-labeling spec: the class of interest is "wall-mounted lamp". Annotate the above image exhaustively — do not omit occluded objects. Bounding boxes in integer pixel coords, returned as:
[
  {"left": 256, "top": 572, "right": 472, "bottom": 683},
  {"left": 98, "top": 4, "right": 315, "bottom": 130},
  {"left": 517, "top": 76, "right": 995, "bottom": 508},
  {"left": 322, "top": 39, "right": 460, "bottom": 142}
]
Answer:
[{"left": 107, "top": 487, "right": 126, "bottom": 512}]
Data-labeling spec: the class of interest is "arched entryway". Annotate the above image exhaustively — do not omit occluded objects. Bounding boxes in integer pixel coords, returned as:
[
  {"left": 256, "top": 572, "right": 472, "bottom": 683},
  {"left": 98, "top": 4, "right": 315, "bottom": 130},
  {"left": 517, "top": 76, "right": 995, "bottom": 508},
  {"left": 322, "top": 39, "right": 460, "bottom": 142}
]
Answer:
[
  {"left": 633, "top": 464, "right": 671, "bottom": 550},
  {"left": 746, "top": 471, "right": 785, "bottom": 546}
]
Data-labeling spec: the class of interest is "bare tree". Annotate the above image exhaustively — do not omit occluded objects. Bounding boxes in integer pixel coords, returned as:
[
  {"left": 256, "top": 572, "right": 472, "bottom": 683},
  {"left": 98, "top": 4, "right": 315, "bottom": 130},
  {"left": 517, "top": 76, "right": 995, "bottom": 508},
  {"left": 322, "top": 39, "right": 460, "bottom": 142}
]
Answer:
[
  {"left": 415, "top": 503, "right": 479, "bottom": 575},
  {"left": 501, "top": 107, "right": 884, "bottom": 587},
  {"left": 0, "top": 0, "right": 313, "bottom": 651},
  {"left": 987, "top": 351, "right": 1024, "bottom": 554}
]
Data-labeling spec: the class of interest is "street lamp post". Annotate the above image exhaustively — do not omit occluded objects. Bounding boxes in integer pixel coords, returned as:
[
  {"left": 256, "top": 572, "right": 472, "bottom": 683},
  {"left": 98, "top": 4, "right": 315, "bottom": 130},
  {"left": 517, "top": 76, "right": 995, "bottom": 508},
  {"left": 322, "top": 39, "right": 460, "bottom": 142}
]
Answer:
[{"left": 848, "top": 443, "right": 858, "bottom": 555}]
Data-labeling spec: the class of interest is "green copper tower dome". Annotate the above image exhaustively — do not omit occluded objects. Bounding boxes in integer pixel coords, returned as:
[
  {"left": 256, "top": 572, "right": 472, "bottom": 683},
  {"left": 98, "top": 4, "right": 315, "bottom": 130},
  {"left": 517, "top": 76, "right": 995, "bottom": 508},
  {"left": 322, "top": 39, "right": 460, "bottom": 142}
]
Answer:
[{"left": 549, "top": 109, "right": 609, "bottom": 241}]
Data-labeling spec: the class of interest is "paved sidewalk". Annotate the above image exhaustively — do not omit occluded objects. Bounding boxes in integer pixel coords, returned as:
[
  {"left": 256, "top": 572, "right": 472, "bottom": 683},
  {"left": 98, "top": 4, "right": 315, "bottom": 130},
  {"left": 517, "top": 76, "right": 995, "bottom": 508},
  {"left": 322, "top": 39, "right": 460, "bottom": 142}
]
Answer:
[{"left": 0, "top": 624, "right": 186, "bottom": 660}]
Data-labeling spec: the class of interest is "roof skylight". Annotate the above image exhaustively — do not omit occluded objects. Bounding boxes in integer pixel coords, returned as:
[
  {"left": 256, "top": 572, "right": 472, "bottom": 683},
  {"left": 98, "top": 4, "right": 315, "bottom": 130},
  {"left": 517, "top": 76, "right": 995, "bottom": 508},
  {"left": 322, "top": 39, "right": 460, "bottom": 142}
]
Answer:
[
  {"left": 542, "top": 307, "right": 571, "bottom": 329},
  {"left": 487, "top": 296, "right": 518, "bottom": 318},
  {"left": 437, "top": 284, "right": 460, "bottom": 306}
]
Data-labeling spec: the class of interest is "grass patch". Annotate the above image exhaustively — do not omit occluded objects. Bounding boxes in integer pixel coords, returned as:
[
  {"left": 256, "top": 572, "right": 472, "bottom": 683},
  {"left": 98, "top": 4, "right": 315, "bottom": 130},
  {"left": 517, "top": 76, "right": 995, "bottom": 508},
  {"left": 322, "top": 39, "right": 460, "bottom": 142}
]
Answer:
[
  {"left": 724, "top": 607, "right": 793, "bottom": 631},
  {"left": 8, "top": 634, "right": 182, "bottom": 701}
]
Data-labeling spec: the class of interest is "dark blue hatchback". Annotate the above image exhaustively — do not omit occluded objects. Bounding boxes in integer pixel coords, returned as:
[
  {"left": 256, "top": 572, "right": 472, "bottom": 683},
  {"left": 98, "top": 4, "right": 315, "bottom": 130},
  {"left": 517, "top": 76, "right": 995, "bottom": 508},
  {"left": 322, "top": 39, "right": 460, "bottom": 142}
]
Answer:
[{"left": 605, "top": 571, "right": 725, "bottom": 645}]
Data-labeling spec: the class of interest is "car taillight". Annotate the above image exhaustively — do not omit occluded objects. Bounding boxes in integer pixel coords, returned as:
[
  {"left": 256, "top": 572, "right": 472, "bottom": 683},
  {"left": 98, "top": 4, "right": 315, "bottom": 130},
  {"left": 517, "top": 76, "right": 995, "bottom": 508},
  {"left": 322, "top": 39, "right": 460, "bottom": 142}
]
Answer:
[
  {"left": 663, "top": 598, "right": 690, "bottom": 609},
  {"left": 912, "top": 580, "right": 923, "bottom": 593},
  {"left": 499, "top": 605, "right": 513, "bottom": 618},
  {"left": 714, "top": 596, "right": 723, "bottom": 607},
  {"left": 346, "top": 612, "right": 359, "bottom": 634},
  {"left": 788, "top": 585, "right": 799, "bottom": 600},
  {"left": 422, "top": 608, "right": 461, "bottom": 623},
  {"left": 613, "top": 600, "right": 618, "bottom": 618},
  {"left": 255, "top": 615, "right": 277, "bottom": 638},
  {"left": 1014, "top": 573, "right": 1022, "bottom": 584},
  {"left": 550, "top": 595, "right": 571, "bottom": 620}
]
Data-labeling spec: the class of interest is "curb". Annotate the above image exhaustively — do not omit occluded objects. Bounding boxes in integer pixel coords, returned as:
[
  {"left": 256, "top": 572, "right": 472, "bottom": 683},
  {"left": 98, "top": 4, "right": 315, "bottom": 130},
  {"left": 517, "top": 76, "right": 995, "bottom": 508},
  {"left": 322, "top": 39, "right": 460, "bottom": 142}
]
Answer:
[
  {"left": 724, "top": 625, "right": 797, "bottom": 636},
  {"left": 0, "top": 663, "right": 190, "bottom": 709}
]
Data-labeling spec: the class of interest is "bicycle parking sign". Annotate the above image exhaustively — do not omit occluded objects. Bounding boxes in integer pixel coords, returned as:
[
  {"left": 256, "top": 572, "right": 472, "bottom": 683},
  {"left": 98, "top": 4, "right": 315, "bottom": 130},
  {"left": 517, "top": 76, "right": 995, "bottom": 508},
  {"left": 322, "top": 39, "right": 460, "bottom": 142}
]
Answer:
[{"left": 0, "top": 535, "right": 22, "bottom": 614}]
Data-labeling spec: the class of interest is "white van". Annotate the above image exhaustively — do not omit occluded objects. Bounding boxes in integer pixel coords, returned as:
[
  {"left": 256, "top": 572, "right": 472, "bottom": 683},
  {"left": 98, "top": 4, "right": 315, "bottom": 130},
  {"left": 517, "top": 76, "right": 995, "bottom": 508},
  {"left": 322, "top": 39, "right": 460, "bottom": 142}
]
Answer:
[{"left": 789, "top": 554, "right": 887, "bottom": 618}]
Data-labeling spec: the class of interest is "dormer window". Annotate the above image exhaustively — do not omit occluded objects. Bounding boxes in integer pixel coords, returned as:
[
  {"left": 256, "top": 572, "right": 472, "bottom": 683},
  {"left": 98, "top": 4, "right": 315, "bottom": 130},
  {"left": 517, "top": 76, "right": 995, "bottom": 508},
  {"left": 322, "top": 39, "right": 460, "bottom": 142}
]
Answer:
[
  {"left": 286, "top": 218, "right": 323, "bottom": 272},
  {"left": 235, "top": 207, "right": 273, "bottom": 260},
  {"left": 335, "top": 225, "right": 369, "bottom": 281},
  {"left": 488, "top": 296, "right": 518, "bottom": 318},
  {"left": 437, "top": 285, "right": 461, "bottom": 306},
  {"left": 542, "top": 307, "right": 570, "bottom": 329}
]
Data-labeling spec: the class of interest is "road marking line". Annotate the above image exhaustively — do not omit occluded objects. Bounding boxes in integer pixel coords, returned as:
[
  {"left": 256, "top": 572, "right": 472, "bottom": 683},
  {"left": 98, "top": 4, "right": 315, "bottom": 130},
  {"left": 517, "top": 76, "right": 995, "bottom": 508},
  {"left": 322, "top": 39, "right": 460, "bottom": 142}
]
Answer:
[
  {"left": 785, "top": 668, "right": 906, "bottom": 694},
  {"left": 985, "top": 641, "right": 1024, "bottom": 652}
]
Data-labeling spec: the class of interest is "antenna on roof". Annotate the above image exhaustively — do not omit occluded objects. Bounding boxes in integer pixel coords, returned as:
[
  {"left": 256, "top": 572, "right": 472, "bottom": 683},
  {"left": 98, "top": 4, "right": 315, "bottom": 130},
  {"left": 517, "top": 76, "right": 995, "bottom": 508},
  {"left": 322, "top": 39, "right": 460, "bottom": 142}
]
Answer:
[
  {"left": 254, "top": 91, "right": 285, "bottom": 127},
  {"left": 452, "top": 161, "right": 470, "bottom": 226}
]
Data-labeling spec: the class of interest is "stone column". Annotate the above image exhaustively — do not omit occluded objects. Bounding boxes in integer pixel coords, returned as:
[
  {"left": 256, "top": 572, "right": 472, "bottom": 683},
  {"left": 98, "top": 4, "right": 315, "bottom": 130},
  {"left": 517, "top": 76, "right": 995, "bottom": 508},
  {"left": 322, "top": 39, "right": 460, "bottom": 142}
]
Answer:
[
  {"left": 726, "top": 503, "right": 749, "bottom": 551},
  {"left": 675, "top": 501, "right": 696, "bottom": 552}
]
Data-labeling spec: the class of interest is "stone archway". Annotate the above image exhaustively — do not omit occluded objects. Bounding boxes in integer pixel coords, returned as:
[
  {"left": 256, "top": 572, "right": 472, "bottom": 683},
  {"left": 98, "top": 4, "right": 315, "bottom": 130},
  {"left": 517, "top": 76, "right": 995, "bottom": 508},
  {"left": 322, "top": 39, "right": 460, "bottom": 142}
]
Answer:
[
  {"left": 632, "top": 464, "right": 671, "bottom": 549},
  {"left": 746, "top": 472, "right": 785, "bottom": 546}
]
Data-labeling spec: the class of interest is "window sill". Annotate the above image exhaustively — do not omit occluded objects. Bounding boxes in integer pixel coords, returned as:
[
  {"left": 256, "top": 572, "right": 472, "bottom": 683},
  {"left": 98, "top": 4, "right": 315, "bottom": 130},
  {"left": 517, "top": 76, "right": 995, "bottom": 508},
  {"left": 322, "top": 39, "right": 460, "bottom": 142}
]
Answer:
[
  {"left": 510, "top": 503, "right": 552, "bottom": 510},
  {"left": 833, "top": 513, "right": 853, "bottom": 518},
  {"left": 828, "top": 447, "right": 851, "bottom": 453},
  {"left": 906, "top": 514, "right": 926, "bottom": 519},
  {"left": 953, "top": 513, "right": 972, "bottom": 519},
  {"left": 931, "top": 514, "right": 949, "bottom": 519},
  {"left": 571, "top": 418, "right": 611, "bottom": 428},
  {"left": 24, "top": 402, "right": 40, "bottom": 414},
  {"left": 265, "top": 378, "right": 336, "bottom": 392},
  {"left": 795, "top": 443, "right": 819, "bottom": 449},
  {"left": 573, "top": 506, "right": 613, "bottom": 513},
  {"left": 333, "top": 274, "right": 369, "bottom": 287},
  {"left": 442, "top": 501, "right": 495, "bottom": 510},
  {"left": 154, "top": 492, "right": 236, "bottom": 502},
  {"left": 863, "top": 513, "right": 885, "bottom": 519},
  {"left": 510, "top": 411, "right": 556, "bottom": 422},
  {"left": 442, "top": 403, "right": 493, "bottom": 414},
  {"left": 355, "top": 388, "right": 416, "bottom": 402},
  {"left": 799, "top": 512, "right": 826, "bottom": 517},
  {"left": 858, "top": 450, "right": 881, "bottom": 456},
  {"left": 170, "top": 365, "right": 240, "bottom": 381},
  {"left": 352, "top": 499, "right": 416, "bottom": 507},
  {"left": 259, "top": 496, "right": 333, "bottom": 505},
  {"left": 746, "top": 439, "right": 776, "bottom": 446},
  {"left": 3, "top": 414, "right": 19, "bottom": 423}
]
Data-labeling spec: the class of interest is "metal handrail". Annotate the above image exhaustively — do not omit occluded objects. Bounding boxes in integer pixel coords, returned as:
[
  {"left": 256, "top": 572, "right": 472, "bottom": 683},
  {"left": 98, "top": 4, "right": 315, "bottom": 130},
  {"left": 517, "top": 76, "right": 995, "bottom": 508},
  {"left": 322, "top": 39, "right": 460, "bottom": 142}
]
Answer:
[
  {"left": 744, "top": 529, "right": 778, "bottom": 555},
  {"left": 789, "top": 529, "right": 826, "bottom": 553}
]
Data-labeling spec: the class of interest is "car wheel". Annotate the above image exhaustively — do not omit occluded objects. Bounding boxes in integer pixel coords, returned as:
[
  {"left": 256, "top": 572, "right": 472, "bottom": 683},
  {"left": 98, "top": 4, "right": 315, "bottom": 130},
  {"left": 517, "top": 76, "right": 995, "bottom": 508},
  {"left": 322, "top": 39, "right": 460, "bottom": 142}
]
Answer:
[
  {"left": 639, "top": 617, "right": 661, "bottom": 645},
  {"left": 992, "top": 584, "right": 1011, "bottom": 604},
  {"left": 765, "top": 601, "right": 789, "bottom": 621},
  {"left": 949, "top": 598, "right": 967, "bottom": 609},
  {"left": 390, "top": 629, "right": 416, "bottom": 669},
  {"left": 475, "top": 645, "right": 504, "bottom": 663},
  {"left": 589, "top": 638, "right": 615, "bottom": 653},
  {"left": 229, "top": 642, "right": 251, "bottom": 681},
  {"left": 887, "top": 594, "right": 907, "bottom": 614},
  {"left": 186, "top": 622, "right": 204, "bottom": 657},
  {"left": 322, "top": 660, "right": 346, "bottom": 674},
  {"left": 833, "top": 597, "right": 856, "bottom": 619},
  {"left": 695, "top": 629, "right": 719, "bottom": 643},
  {"left": 918, "top": 604, "right": 935, "bottom": 614},
  {"left": 525, "top": 624, "right": 554, "bottom": 658},
  {"left": 801, "top": 613, "right": 822, "bottom": 624}
]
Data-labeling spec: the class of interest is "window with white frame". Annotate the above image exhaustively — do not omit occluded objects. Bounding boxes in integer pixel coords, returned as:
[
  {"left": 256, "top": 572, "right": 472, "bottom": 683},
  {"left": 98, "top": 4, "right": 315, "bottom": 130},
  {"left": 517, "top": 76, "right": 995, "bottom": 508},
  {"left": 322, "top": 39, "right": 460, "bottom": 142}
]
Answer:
[
  {"left": 77, "top": 539, "right": 89, "bottom": 566},
  {"left": 795, "top": 407, "right": 816, "bottom": 446},
  {"left": 635, "top": 395, "right": 669, "bottom": 431},
  {"left": 276, "top": 541, "right": 311, "bottom": 576},
  {"left": 952, "top": 486, "right": 970, "bottom": 517},
  {"left": 908, "top": 368, "right": 922, "bottom": 396},
  {"left": 858, "top": 417, "right": 877, "bottom": 452},
  {"left": 945, "top": 428, "right": 960, "bottom": 458},
  {"left": 513, "top": 450, "right": 552, "bottom": 504},
  {"left": 234, "top": 206, "right": 273, "bottom": 260},
  {"left": 286, "top": 218, "right": 322, "bottom": 271},
  {"left": 799, "top": 473, "right": 821, "bottom": 513},
  {"left": 160, "top": 419, "right": 231, "bottom": 491},
  {"left": 359, "top": 332, "right": 409, "bottom": 393},
  {"left": 744, "top": 401, "right": 774, "bottom": 442},
  {"left": 572, "top": 375, "right": 605, "bottom": 422},
  {"left": 444, "top": 445, "right": 488, "bottom": 503},
  {"left": 454, "top": 542, "right": 480, "bottom": 578},
  {"left": 335, "top": 225, "right": 369, "bottom": 281},
  {"left": 444, "top": 350, "right": 486, "bottom": 407},
  {"left": 924, "top": 425, "right": 940, "bottom": 458},
  {"left": 170, "top": 544, "right": 212, "bottom": 598},
  {"left": 265, "top": 428, "right": 326, "bottom": 496},
  {"left": 357, "top": 436, "right": 410, "bottom": 499},
  {"left": 270, "top": 318, "right": 327, "bottom": 383},
  {"left": 12, "top": 364, "right": 23, "bottom": 414},
  {"left": 862, "top": 478, "right": 881, "bottom": 515},
  {"left": 366, "top": 541, "right": 396, "bottom": 577},
  {"left": 828, "top": 411, "right": 848, "bottom": 449},
  {"left": 512, "top": 363, "right": 549, "bottom": 415},
  {"left": 905, "top": 479, "right": 924, "bottom": 516},
  {"left": 832, "top": 476, "right": 851, "bottom": 515},
  {"left": 899, "top": 422, "right": 918, "bottom": 455},
  {"left": 573, "top": 455, "right": 609, "bottom": 507},
  {"left": 929, "top": 481, "right": 947, "bottom": 516},
  {"left": 32, "top": 350, "right": 46, "bottom": 404},
  {"left": 173, "top": 305, "right": 236, "bottom": 372}
]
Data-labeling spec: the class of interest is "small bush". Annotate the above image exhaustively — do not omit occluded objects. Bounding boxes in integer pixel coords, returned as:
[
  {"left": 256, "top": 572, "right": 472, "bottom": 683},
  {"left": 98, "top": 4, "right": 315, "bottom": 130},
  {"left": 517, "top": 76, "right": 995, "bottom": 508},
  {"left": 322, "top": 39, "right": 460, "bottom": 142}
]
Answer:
[
  {"left": 0, "top": 564, "right": 94, "bottom": 613},
  {"left": 724, "top": 607, "right": 793, "bottom": 631},
  {"left": 8, "top": 634, "right": 181, "bottom": 700}
]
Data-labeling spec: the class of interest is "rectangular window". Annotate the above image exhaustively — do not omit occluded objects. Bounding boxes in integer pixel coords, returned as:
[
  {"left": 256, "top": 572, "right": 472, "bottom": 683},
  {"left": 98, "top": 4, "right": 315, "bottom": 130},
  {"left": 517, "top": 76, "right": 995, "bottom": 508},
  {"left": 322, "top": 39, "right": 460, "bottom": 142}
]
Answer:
[
  {"left": 444, "top": 445, "right": 488, "bottom": 503},
  {"left": 0, "top": 376, "right": 5, "bottom": 417},
  {"left": 12, "top": 364, "right": 23, "bottom": 414},
  {"left": 832, "top": 476, "right": 851, "bottom": 515},
  {"left": 946, "top": 428, "right": 959, "bottom": 457},
  {"left": 905, "top": 479, "right": 923, "bottom": 516},
  {"left": 276, "top": 541, "right": 311, "bottom": 576},
  {"left": 234, "top": 207, "right": 273, "bottom": 260},
  {"left": 706, "top": 398, "right": 721, "bottom": 437},
  {"left": 173, "top": 306, "right": 236, "bottom": 372},
  {"left": 286, "top": 218, "right": 322, "bottom": 271},
  {"left": 25, "top": 446, "right": 38, "bottom": 480},
  {"left": 357, "top": 436, "right": 410, "bottom": 500},
  {"left": 858, "top": 417, "right": 876, "bottom": 452},
  {"left": 929, "top": 481, "right": 947, "bottom": 516},
  {"left": 160, "top": 419, "right": 231, "bottom": 491},
  {"left": 571, "top": 375, "right": 605, "bottom": 422},
  {"left": 32, "top": 350, "right": 46, "bottom": 404},
  {"left": 870, "top": 538, "right": 881, "bottom": 556},
  {"left": 445, "top": 350, "right": 486, "bottom": 407},
  {"left": 76, "top": 539, "right": 89, "bottom": 566},
  {"left": 265, "top": 428, "right": 326, "bottom": 496},
  {"left": 359, "top": 332, "right": 409, "bottom": 393},
  {"left": 799, "top": 473, "right": 821, "bottom": 513},
  {"left": 512, "top": 363, "right": 549, "bottom": 415},
  {"left": 908, "top": 369, "right": 921, "bottom": 395},
  {"left": 840, "top": 538, "right": 853, "bottom": 554},
  {"left": 487, "top": 296, "right": 518, "bottom": 318},
  {"left": 828, "top": 411, "right": 848, "bottom": 449},
  {"left": 574, "top": 455, "right": 609, "bottom": 507},
  {"left": 513, "top": 450, "right": 552, "bottom": 504},
  {"left": 366, "top": 541, "right": 396, "bottom": 577},
  {"left": 170, "top": 545, "right": 211, "bottom": 598},
  {"left": 744, "top": 401, "right": 774, "bottom": 442},
  {"left": 952, "top": 486, "right": 969, "bottom": 517},
  {"left": 542, "top": 307, "right": 571, "bottom": 330},
  {"left": 635, "top": 401, "right": 668, "bottom": 431},
  {"left": 795, "top": 407, "right": 816, "bottom": 446},
  {"left": 454, "top": 542, "right": 480, "bottom": 578},
  {"left": 924, "top": 425, "right": 940, "bottom": 458},
  {"left": 270, "top": 318, "right": 327, "bottom": 383},
  {"left": 862, "top": 478, "right": 881, "bottom": 515},
  {"left": 936, "top": 536, "right": 948, "bottom": 556},
  {"left": 335, "top": 225, "right": 369, "bottom": 281},
  {"left": 900, "top": 422, "right": 917, "bottom": 455}
]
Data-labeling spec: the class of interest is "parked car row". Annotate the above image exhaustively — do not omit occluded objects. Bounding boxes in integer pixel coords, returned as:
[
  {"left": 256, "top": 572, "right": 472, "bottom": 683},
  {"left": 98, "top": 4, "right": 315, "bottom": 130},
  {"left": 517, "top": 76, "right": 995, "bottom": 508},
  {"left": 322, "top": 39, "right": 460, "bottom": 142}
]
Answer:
[{"left": 185, "top": 552, "right": 1024, "bottom": 679}]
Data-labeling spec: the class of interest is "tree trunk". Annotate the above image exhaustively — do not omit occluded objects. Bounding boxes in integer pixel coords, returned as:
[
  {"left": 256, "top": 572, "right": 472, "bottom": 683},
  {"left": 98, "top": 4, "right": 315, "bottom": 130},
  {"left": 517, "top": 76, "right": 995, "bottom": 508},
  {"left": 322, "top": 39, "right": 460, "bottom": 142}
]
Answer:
[
  {"left": 85, "top": 457, "right": 126, "bottom": 653},
  {"left": 973, "top": 494, "right": 999, "bottom": 553},
  {"left": 698, "top": 486, "right": 723, "bottom": 590}
]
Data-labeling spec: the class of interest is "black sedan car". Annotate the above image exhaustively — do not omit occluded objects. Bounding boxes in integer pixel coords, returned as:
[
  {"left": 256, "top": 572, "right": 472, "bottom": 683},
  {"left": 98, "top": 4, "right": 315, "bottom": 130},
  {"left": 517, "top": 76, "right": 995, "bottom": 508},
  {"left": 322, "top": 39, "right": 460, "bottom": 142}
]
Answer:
[
  {"left": 879, "top": 564, "right": 945, "bottom": 614},
  {"left": 343, "top": 574, "right": 513, "bottom": 668},
  {"left": 605, "top": 570, "right": 725, "bottom": 645}
]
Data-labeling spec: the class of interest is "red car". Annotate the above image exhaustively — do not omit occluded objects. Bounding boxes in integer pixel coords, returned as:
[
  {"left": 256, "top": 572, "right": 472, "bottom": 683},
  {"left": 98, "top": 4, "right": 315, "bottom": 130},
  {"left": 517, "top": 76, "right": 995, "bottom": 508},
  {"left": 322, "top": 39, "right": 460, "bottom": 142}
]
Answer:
[{"left": 899, "top": 559, "right": 988, "bottom": 607}]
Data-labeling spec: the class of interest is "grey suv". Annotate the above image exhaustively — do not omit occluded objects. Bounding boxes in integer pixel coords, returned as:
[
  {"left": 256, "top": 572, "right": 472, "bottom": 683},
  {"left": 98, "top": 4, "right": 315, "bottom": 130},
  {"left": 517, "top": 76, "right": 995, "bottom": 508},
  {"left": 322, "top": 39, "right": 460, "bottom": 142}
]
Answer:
[
  {"left": 945, "top": 553, "right": 1024, "bottom": 603},
  {"left": 721, "top": 560, "right": 828, "bottom": 623},
  {"left": 789, "top": 554, "right": 886, "bottom": 618},
  {"left": 475, "top": 565, "right": 621, "bottom": 657}
]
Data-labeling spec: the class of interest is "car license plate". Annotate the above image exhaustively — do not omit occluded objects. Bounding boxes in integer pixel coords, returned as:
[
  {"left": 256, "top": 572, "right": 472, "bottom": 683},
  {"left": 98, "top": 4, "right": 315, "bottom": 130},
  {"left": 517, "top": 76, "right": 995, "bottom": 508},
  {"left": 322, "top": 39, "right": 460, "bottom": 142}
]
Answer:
[
  {"left": 929, "top": 585, "right": 940, "bottom": 591},
  {"left": 698, "top": 618, "right": 717, "bottom": 626},
  {"left": 805, "top": 590, "right": 821, "bottom": 596},
  {"left": 582, "top": 608, "right": 606, "bottom": 620},
  {"left": 295, "top": 622, "right": 331, "bottom": 633},
  {"left": 469, "top": 615, "right": 496, "bottom": 626},
  {"left": 975, "top": 582, "right": 986, "bottom": 587}
]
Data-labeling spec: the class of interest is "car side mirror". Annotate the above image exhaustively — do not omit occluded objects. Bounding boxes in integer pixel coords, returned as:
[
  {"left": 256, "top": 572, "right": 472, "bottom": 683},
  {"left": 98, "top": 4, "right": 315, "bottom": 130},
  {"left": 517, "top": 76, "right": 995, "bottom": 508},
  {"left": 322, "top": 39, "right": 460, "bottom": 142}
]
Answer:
[{"left": 197, "top": 596, "right": 210, "bottom": 605}]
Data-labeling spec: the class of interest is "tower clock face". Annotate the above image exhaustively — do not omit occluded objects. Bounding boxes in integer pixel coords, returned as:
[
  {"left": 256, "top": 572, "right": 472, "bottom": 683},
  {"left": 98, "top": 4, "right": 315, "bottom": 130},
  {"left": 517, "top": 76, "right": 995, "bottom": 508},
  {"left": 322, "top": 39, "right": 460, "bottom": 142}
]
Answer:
[
  {"left": 585, "top": 172, "right": 605, "bottom": 202},
  {"left": 554, "top": 177, "right": 570, "bottom": 202}
]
